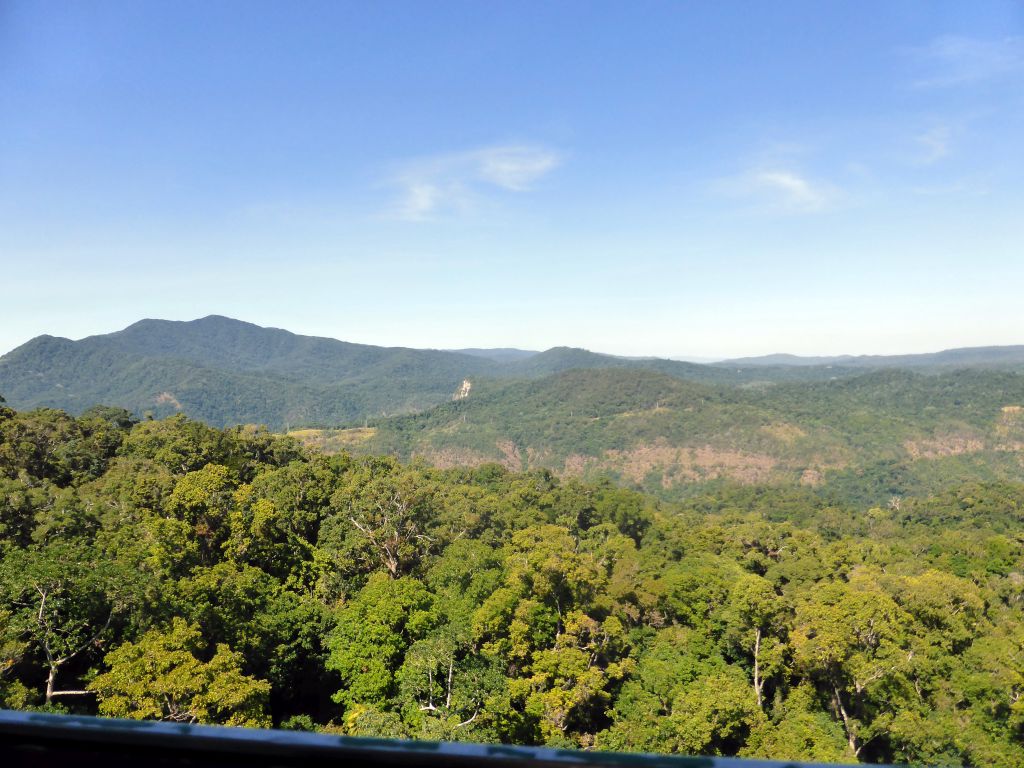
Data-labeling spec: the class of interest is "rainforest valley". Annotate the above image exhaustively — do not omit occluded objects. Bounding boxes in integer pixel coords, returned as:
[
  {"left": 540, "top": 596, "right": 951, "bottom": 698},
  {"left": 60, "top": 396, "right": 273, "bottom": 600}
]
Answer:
[{"left": 4, "top": 399, "right": 1024, "bottom": 766}]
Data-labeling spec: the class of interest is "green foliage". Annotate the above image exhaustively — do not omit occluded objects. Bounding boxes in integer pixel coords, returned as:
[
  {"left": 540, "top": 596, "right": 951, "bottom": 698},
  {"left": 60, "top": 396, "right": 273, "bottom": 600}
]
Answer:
[
  {"left": 0, "top": 539, "right": 137, "bottom": 704},
  {"left": 88, "top": 618, "right": 270, "bottom": 726},
  {"left": 362, "top": 366, "right": 1024, "bottom": 508},
  {"left": 0, "top": 314, "right": 920, "bottom": 431},
  {"left": 3, "top": 403, "right": 1024, "bottom": 765},
  {"left": 744, "top": 684, "right": 852, "bottom": 762},
  {"left": 327, "top": 573, "right": 436, "bottom": 707}
]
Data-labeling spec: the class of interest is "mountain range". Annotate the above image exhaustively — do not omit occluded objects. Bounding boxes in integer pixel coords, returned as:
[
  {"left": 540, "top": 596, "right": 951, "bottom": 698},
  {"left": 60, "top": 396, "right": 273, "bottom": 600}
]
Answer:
[
  {"left": 3, "top": 316, "right": 1024, "bottom": 505},
  {"left": 719, "top": 346, "right": 1024, "bottom": 368},
  {"left": 0, "top": 315, "right": 871, "bottom": 429}
]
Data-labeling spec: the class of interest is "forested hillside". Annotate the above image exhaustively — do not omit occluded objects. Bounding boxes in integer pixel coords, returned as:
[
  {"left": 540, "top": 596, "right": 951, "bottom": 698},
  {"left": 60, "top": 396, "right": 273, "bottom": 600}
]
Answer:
[
  {"left": 4, "top": 400, "right": 1024, "bottom": 765},
  {"left": 0, "top": 317, "right": 500, "bottom": 428},
  {"left": 8, "top": 316, "right": 1024, "bottom": 509},
  {"left": 3, "top": 315, "right": 997, "bottom": 431},
  {"left": 307, "top": 367, "right": 1024, "bottom": 506}
]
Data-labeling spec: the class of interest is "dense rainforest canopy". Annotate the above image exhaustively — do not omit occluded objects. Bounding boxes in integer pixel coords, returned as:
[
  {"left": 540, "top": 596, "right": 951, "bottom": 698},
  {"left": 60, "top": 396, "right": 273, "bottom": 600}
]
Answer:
[{"left": 3, "top": 400, "right": 1024, "bottom": 765}]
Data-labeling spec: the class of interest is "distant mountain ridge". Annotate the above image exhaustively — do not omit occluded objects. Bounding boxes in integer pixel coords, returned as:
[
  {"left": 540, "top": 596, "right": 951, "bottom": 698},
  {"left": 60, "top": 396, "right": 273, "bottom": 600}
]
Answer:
[
  {"left": 448, "top": 348, "right": 539, "bottom": 363},
  {"left": 0, "top": 316, "right": 503, "bottom": 428},
  {"left": 0, "top": 316, "right": 722, "bottom": 428},
  {"left": 719, "top": 345, "right": 1024, "bottom": 368},
  {"left": 2, "top": 315, "right": 1021, "bottom": 431}
]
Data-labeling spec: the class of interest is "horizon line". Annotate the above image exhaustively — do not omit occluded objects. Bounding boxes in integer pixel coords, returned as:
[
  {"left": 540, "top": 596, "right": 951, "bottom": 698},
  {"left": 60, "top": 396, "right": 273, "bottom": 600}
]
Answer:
[{"left": 1, "top": 314, "right": 1022, "bottom": 364}]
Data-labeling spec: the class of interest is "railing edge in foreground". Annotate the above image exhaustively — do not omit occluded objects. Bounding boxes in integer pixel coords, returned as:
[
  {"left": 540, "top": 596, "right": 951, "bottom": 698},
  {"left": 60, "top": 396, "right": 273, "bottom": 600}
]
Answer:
[{"left": 0, "top": 709, "right": 886, "bottom": 768}]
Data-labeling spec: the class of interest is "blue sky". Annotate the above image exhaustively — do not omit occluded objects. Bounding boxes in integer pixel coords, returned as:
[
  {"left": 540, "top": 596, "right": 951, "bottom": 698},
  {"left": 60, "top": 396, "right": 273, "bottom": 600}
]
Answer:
[{"left": 1, "top": 1, "right": 1022, "bottom": 359}]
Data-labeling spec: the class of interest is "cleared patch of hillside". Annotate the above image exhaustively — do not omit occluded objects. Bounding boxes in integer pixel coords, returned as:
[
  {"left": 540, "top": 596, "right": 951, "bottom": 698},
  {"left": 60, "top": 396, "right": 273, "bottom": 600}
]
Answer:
[{"left": 288, "top": 427, "right": 378, "bottom": 453}]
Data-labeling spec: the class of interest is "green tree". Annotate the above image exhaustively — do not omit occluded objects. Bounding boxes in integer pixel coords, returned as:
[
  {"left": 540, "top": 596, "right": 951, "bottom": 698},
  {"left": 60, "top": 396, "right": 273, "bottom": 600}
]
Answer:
[
  {"left": 743, "top": 684, "right": 852, "bottom": 763},
  {"left": 512, "top": 611, "right": 633, "bottom": 746},
  {"left": 722, "top": 572, "right": 789, "bottom": 709},
  {"left": 88, "top": 618, "right": 270, "bottom": 726},
  {"left": 666, "top": 668, "right": 766, "bottom": 756},
  {"left": 171, "top": 563, "right": 332, "bottom": 715},
  {"left": 327, "top": 467, "right": 437, "bottom": 580},
  {"left": 166, "top": 463, "right": 236, "bottom": 564},
  {"left": 0, "top": 540, "right": 132, "bottom": 704},
  {"left": 326, "top": 573, "right": 436, "bottom": 708},
  {"left": 791, "top": 569, "right": 914, "bottom": 758}
]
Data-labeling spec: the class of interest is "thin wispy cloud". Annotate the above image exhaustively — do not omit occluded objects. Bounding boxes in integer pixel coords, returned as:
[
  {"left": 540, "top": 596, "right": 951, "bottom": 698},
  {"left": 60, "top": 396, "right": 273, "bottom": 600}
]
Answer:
[
  {"left": 386, "top": 144, "right": 561, "bottom": 221},
  {"left": 912, "top": 178, "right": 991, "bottom": 198},
  {"left": 915, "top": 124, "right": 953, "bottom": 165},
  {"left": 909, "top": 35, "right": 1024, "bottom": 88},
  {"left": 717, "top": 167, "right": 838, "bottom": 214},
  {"left": 754, "top": 171, "right": 829, "bottom": 210}
]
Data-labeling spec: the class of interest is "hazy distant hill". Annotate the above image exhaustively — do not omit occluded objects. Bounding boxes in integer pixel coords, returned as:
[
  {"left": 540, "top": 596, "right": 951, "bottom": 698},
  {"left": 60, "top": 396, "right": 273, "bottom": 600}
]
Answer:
[
  {"left": 0, "top": 316, "right": 860, "bottom": 428},
  {"left": 3, "top": 315, "right": 1021, "bottom": 438},
  {"left": 719, "top": 346, "right": 1024, "bottom": 369},
  {"left": 0, "top": 317, "right": 504, "bottom": 428},
  {"left": 448, "top": 347, "right": 539, "bottom": 363},
  {"left": 498, "top": 346, "right": 859, "bottom": 384}
]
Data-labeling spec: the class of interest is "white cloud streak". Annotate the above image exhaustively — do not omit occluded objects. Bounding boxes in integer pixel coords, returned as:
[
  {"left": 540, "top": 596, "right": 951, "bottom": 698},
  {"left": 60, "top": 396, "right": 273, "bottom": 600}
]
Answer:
[
  {"left": 717, "top": 167, "right": 838, "bottom": 214},
  {"left": 915, "top": 124, "right": 953, "bottom": 164},
  {"left": 910, "top": 35, "right": 1024, "bottom": 88},
  {"left": 754, "top": 171, "right": 829, "bottom": 209},
  {"left": 387, "top": 144, "right": 561, "bottom": 221}
]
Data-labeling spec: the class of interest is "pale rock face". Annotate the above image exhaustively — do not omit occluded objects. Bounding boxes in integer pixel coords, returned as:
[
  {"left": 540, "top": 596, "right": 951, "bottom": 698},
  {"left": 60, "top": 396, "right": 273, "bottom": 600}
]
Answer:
[
  {"left": 453, "top": 379, "right": 472, "bottom": 400},
  {"left": 155, "top": 391, "right": 183, "bottom": 409}
]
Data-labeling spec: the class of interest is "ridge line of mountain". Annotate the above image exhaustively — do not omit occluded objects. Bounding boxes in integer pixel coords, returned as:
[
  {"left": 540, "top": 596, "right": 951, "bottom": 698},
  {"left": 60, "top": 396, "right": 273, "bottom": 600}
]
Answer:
[{"left": 2, "top": 315, "right": 1022, "bottom": 432}]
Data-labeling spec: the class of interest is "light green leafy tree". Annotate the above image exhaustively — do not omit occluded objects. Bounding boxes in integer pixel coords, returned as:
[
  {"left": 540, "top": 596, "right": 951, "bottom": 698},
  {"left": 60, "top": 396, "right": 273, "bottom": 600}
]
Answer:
[
  {"left": 742, "top": 683, "right": 852, "bottom": 763},
  {"left": 328, "top": 468, "right": 437, "bottom": 580},
  {"left": 791, "top": 569, "right": 913, "bottom": 757},
  {"left": 666, "top": 668, "right": 767, "bottom": 756},
  {"left": 0, "top": 540, "right": 132, "bottom": 704},
  {"left": 326, "top": 573, "right": 436, "bottom": 708},
  {"left": 722, "top": 572, "right": 789, "bottom": 709},
  {"left": 88, "top": 618, "right": 270, "bottom": 726},
  {"left": 512, "top": 611, "right": 633, "bottom": 746}
]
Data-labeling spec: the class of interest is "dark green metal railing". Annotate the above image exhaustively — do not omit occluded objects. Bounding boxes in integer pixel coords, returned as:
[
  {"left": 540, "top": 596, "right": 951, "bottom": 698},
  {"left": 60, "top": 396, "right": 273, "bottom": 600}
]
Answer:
[{"left": 0, "top": 709, "right": 885, "bottom": 768}]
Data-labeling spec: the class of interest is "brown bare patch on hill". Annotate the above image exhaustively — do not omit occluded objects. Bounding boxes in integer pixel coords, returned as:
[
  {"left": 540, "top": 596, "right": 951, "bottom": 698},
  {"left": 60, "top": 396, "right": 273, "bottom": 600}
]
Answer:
[
  {"left": 604, "top": 442, "right": 679, "bottom": 483},
  {"left": 412, "top": 446, "right": 496, "bottom": 469},
  {"left": 614, "top": 405, "right": 673, "bottom": 420},
  {"left": 289, "top": 427, "right": 377, "bottom": 453},
  {"left": 800, "top": 468, "right": 824, "bottom": 486},
  {"left": 904, "top": 435, "right": 985, "bottom": 460},
  {"left": 996, "top": 406, "right": 1024, "bottom": 447},
  {"left": 603, "top": 440, "right": 778, "bottom": 486},
  {"left": 527, "top": 446, "right": 556, "bottom": 468},
  {"left": 563, "top": 453, "right": 593, "bottom": 476},
  {"left": 154, "top": 391, "right": 182, "bottom": 409},
  {"left": 496, "top": 440, "right": 524, "bottom": 471}
]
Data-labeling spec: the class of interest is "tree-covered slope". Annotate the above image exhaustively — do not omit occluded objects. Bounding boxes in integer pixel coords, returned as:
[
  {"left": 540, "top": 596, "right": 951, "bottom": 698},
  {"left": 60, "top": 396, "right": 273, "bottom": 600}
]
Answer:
[
  {"left": 0, "top": 317, "right": 504, "bottom": 428},
  {"left": 341, "top": 367, "right": 1024, "bottom": 505},
  {"left": 0, "top": 316, "right": 864, "bottom": 429},
  {"left": 5, "top": 403, "right": 1024, "bottom": 765}
]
